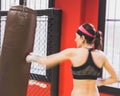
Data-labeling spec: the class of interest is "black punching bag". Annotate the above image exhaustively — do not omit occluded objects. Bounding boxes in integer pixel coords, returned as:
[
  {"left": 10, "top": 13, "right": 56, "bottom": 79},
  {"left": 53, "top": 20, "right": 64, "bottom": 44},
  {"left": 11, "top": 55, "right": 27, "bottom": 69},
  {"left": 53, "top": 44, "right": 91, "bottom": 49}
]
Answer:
[{"left": 0, "top": 5, "right": 36, "bottom": 96}]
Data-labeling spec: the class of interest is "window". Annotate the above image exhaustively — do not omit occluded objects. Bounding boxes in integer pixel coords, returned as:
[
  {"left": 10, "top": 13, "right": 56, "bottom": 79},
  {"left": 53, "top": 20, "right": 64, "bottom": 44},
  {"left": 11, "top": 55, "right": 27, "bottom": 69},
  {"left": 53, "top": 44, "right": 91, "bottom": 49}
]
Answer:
[{"left": 103, "top": 0, "right": 120, "bottom": 88}]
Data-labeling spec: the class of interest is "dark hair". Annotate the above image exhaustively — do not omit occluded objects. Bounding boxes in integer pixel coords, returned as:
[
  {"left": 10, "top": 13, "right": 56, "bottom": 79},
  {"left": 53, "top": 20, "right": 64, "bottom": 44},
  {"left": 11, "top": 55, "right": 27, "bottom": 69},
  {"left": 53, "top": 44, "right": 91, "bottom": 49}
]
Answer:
[
  {"left": 94, "top": 31, "right": 103, "bottom": 50},
  {"left": 77, "top": 23, "right": 102, "bottom": 50}
]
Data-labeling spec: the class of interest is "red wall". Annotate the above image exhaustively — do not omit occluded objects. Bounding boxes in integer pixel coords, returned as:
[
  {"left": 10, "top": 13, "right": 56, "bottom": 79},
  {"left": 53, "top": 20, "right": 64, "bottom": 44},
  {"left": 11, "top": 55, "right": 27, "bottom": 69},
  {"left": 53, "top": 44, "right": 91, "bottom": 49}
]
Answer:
[
  {"left": 84, "top": 0, "right": 99, "bottom": 29},
  {"left": 55, "top": 0, "right": 99, "bottom": 96}
]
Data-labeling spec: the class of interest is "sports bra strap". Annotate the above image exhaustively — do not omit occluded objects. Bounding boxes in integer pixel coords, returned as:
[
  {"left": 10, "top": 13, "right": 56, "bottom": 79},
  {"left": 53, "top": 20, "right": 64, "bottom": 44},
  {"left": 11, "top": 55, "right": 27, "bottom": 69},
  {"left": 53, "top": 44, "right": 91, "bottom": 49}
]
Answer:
[{"left": 88, "top": 48, "right": 93, "bottom": 59}]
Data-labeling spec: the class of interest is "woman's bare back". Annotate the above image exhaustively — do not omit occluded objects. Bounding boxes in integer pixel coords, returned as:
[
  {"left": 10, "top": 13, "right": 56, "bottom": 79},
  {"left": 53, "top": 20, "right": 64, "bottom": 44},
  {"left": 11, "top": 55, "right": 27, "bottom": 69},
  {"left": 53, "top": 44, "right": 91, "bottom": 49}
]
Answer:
[{"left": 71, "top": 79, "right": 100, "bottom": 96}]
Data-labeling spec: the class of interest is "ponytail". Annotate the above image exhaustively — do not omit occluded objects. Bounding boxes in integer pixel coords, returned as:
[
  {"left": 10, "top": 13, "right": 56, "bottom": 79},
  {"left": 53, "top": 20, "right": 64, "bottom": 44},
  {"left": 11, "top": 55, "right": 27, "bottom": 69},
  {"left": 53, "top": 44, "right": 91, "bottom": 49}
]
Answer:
[{"left": 94, "top": 31, "right": 103, "bottom": 50}]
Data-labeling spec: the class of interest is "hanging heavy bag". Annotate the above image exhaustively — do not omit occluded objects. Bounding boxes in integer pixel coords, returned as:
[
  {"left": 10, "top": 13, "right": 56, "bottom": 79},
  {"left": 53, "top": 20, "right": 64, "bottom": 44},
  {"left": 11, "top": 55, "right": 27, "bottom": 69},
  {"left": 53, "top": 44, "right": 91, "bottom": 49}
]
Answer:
[{"left": 0, "top": 5, "right": 37, "bottom": 96}]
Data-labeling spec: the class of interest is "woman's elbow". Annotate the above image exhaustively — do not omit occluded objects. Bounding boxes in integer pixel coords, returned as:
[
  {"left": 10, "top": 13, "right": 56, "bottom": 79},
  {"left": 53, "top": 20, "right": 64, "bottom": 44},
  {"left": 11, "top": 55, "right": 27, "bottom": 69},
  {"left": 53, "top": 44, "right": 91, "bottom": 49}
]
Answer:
[{"left": 114, "top": 76, "right": 119, "bottom": 82}]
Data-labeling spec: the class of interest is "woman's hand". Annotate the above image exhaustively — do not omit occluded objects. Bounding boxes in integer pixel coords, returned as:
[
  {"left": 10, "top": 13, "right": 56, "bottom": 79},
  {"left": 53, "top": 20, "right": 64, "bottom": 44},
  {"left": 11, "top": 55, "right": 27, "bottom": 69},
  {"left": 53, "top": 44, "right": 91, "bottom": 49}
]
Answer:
[{"left": 26, "top": 52, "right": 40, "bottom": 63}]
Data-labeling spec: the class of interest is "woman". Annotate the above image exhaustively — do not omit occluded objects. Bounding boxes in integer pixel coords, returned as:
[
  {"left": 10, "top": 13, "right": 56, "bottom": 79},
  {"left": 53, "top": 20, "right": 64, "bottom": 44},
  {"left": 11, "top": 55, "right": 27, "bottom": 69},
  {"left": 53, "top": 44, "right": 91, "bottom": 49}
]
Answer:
[{"left": 26, "top": 23, "right": 118, "bottom": 96}]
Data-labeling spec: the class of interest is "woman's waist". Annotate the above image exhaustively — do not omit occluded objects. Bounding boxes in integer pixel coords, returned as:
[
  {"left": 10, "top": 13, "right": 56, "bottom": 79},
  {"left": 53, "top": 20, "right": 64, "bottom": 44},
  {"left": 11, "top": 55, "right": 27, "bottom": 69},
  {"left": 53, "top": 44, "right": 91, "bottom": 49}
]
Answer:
[
  {"left": 73, "top": 79, "right": 97, "bottom": 88},
  {"left": 71, "top": 80, "right": 99, "bottom": 96},
  {"left": 72, "top": 84, "right": 98, "bottom": 95},
  {"left": 71, "top": 88, "right": 99, "bottom": 96}
]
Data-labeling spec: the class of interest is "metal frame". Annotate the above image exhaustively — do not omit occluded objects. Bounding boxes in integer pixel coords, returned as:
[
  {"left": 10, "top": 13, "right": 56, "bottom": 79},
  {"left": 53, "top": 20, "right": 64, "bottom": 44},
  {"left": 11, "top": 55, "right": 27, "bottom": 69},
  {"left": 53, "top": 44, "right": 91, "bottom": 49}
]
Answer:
[
  {"left": 98, "top": 0, "right": 120, "bottom": 95},
  {"left": 98, "top": 0, "right": 106, "bottom": 50},
  {"left": 49, "top": 0, "right": 55, "bottom": 7}
]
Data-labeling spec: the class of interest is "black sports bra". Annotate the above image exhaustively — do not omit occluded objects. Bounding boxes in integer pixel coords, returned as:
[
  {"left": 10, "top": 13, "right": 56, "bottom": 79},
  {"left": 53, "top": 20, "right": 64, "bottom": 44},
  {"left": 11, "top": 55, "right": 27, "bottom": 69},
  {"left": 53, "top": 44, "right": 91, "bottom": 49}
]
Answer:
[{"left": 72, "top": 48, "right": 102, "bottom": 80}]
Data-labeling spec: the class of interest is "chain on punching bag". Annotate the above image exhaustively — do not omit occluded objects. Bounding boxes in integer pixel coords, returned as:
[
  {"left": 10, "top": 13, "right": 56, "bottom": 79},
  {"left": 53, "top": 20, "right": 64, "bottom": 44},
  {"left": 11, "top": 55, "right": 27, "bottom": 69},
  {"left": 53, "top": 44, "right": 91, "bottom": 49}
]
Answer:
[{"left": 0, "top": 4, "right": 37, "bottom": 96}]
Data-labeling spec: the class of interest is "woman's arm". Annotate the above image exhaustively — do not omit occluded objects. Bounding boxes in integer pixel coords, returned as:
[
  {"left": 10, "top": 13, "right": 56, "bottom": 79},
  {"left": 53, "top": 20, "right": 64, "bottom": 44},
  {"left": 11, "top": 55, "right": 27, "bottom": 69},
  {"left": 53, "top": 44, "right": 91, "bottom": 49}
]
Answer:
[
  {"left": 97, "top": 55, "right": 119, "bottom": 86},
  {"left": 26, "top": 48, "right": 75, "bottom": 68}
]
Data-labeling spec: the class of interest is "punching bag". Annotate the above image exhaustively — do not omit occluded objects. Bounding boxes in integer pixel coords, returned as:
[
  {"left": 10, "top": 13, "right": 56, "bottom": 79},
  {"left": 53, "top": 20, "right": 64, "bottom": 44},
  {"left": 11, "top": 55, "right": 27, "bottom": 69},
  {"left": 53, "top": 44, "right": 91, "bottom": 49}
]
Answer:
[{"left": 0, "top": 5, "right": 37, "bottom": 96}]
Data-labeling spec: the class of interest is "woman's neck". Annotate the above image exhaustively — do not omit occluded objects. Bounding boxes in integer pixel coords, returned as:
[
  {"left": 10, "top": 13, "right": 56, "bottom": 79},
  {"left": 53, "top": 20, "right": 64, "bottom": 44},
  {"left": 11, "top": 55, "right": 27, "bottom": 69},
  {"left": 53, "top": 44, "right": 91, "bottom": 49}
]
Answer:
[{"left": 81, "top": 44, "right": 92, "bottom": 49}]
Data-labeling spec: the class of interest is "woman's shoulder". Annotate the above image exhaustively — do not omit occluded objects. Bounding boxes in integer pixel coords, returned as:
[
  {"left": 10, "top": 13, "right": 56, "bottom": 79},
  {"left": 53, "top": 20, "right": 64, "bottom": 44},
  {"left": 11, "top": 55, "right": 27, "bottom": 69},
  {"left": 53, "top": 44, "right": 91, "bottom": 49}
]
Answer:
[
  {"left": 60, "top": 48, "right": 82, "bottom": 56},
  {"left": 65, "top": 47, "right": 87, "bottom": 53},
  {"left": 94, "top": 49, "right": 107, "bottom": 59},
  {"left": 60, "top": 48, "right": 76, "bottom": 54},
  {"left": 62, "top": 48, "right": 77, "bottom": 52},
  {"left": 95, "top": 49, "right": 105, "bottom": 54}
]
